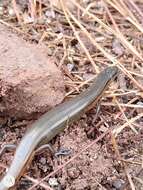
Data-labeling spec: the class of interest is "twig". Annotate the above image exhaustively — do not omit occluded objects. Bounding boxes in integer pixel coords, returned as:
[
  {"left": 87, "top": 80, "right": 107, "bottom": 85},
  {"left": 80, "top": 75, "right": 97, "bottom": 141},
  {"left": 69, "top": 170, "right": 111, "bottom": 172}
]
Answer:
[
  {"left": 113, "top": 112, "right": 143, "bottom": 136},
  {"left": 128, "top": 0, "right": 143, "bottom": 19},
  {"left": 105, "top": 0, "right": 143, "bottom": 34},
  {"left": 29, "top": 0, "right": 37, "bottom": 20},
  {"left": 101, "top": 102, "right": 143, "bottom": 109},
  {"left": 114, "top": 97, "right": 138, "bottom": 134},
  {"left": 0, "top": 19, "right": 31, "bottom": 38},
  {"left": 12, "top": 0, "right": 22, "bottom": 23}
]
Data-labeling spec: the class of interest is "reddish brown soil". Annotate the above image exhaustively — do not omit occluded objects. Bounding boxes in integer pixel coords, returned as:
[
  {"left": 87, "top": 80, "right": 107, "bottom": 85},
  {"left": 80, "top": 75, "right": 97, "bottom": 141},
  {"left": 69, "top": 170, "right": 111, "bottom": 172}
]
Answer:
[{"left": 0, "top": 1, "right": 143, "bottom": 190}]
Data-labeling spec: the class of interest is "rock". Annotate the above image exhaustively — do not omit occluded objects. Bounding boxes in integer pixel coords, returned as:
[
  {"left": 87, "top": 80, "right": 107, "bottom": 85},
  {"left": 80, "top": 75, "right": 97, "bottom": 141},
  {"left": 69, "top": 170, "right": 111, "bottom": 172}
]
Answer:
[
  {"left": 0, "top": 23, "right": 65, "bottom": 119},
  {"left": 67, "top": 63, "right": 75, "bottom": 72},
  {"left": 112, "top": 179, "right": 125, "bottom": 189},
  {"left": 8, "top": 7, "right": 16, "bottom": 17},
  {"left": 48, "top": 177, "right": 59, "bottom": 187}
]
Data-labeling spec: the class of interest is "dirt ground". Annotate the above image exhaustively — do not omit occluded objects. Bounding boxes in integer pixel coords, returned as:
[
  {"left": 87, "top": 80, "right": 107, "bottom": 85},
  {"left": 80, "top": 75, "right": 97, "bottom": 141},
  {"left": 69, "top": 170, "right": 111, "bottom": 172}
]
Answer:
[{"left": 0, "top": 1, "right": 143, "bottom": 190}]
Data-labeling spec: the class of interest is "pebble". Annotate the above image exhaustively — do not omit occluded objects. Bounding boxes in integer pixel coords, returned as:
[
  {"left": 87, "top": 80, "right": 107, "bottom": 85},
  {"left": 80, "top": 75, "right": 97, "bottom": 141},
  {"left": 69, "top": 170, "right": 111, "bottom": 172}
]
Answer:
[
  {"left": 45, "top": 10, "right": 55, "bottom": 18},
  {"left": 67, "top": 63, "right": 75, "bottom": 72},
  {"left": 112, "top": 179, "right": 125, "bottom": 189},
  {"left": 8, "top": 7, "right": 16, "bottom": 17},
  {"left": 49, "top": 177, "right": 59, "bottom": 187},
  {"left": 23, "top": 14, "right": 34, "bottom": 23}
]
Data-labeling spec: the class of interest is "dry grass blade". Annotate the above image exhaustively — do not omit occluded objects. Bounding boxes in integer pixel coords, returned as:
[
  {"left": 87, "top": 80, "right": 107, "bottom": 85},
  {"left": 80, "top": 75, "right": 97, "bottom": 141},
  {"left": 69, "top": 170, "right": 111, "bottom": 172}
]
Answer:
[
  {"left": 102, "top": 94, "right": 143, "bottom": 110},
  {"left": 133, "top": 176, "right": 143, "bottom": 185},
  {"left": 128, "top": 0, "right": 143, "bottom": 19},
  {"left": 29, "top": 0, "right": 37, "bottom": 19},
  {"left": 114, "top": 97, "right": 138, "bottom": 134},
  {"left": 25, "top": 176, "right": 53, "bottom": 190},
  {"left": 59, "top": 36, "right": 67, "bottom": 67},
  {"left": 62, "top": 1, "right": 143, "bottom": 91},
  {"left": 128, "top": 70, "right": 143, "bottom": 78},
  {"left": 72, "top": 0, "right": 143, "bottom": 62},
  {"left": 103, "top": 1, "right": 143, "bottom": 62},
  {"left": 101, "top": 102, "right": 143, "bottom": 109},
  {"left": 0, "top": 19, "right": 32, "bottom": 38},
  {"left": 38, "top": 0, "right": 42, "bottom": 17},
  {"left": 82, "top": 2, "right": 96, "bottom": 16},
  {"left": 106, "top": 90, "right": 139, "bottom": 97},
  {"left": 115, "top": 0, "right": 138, "bottom": 22},
  {"left": 59, "top": 0, "right": 99, "bottom": 73},
  {"left": 113, "top": 112, "right": 143, "bottom": 136},
  {"left": 105, "top": 0, "right": 143, "bottom": 34},
  {"left": 121, "top": 159, "right": 143, "bottom": 166},
  {"left": 65, "top": 76, "right": 95, "bottom": 96},
  {"left": 12, "top": 0, "right": 22, "bottom": 23}
]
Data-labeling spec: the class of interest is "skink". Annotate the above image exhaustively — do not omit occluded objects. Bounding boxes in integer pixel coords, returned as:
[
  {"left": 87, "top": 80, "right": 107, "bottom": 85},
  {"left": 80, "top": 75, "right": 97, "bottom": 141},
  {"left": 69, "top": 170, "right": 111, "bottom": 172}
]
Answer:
[{"left": 0, "top": 66, "right": 118, "bottom": 190}]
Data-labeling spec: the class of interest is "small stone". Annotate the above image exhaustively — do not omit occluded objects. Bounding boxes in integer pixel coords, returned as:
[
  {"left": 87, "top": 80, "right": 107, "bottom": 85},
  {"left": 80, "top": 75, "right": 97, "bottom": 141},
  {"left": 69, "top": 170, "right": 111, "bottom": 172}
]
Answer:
[
  {"left": 23, "top": 13, "right": 34, "bottom": 23},
  {"left": 45, "top": 10, "right": 55, "bottom": 18},
  {"left": 112, "top": 179, "right": 125, "bottom": 189},
  {"left": 3, "top": 175, "right": 15, "bottom": 188},
  {"left": 49, "top": 177, "right": 59, "bottom": 187},
  {"left": 99, "top": 125, "right": 108, "bottom": 132},
  {"left": 137, "top": 101, "right": 143, "bottom": 106},
  {"left": 95, "top": 1, "right": 104, "bottom": 13},
  {"left": 42, "top": 165, "right": 48, "bottom": 173},
  {"left": 45, "top": 18, "right": 52, "bottom": 24},
  {"left": 8, "top": 7, "right": 16, "bottom": 17},
  {"left": 67, "top": 63, "right": 75, "bottom": 72}
]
